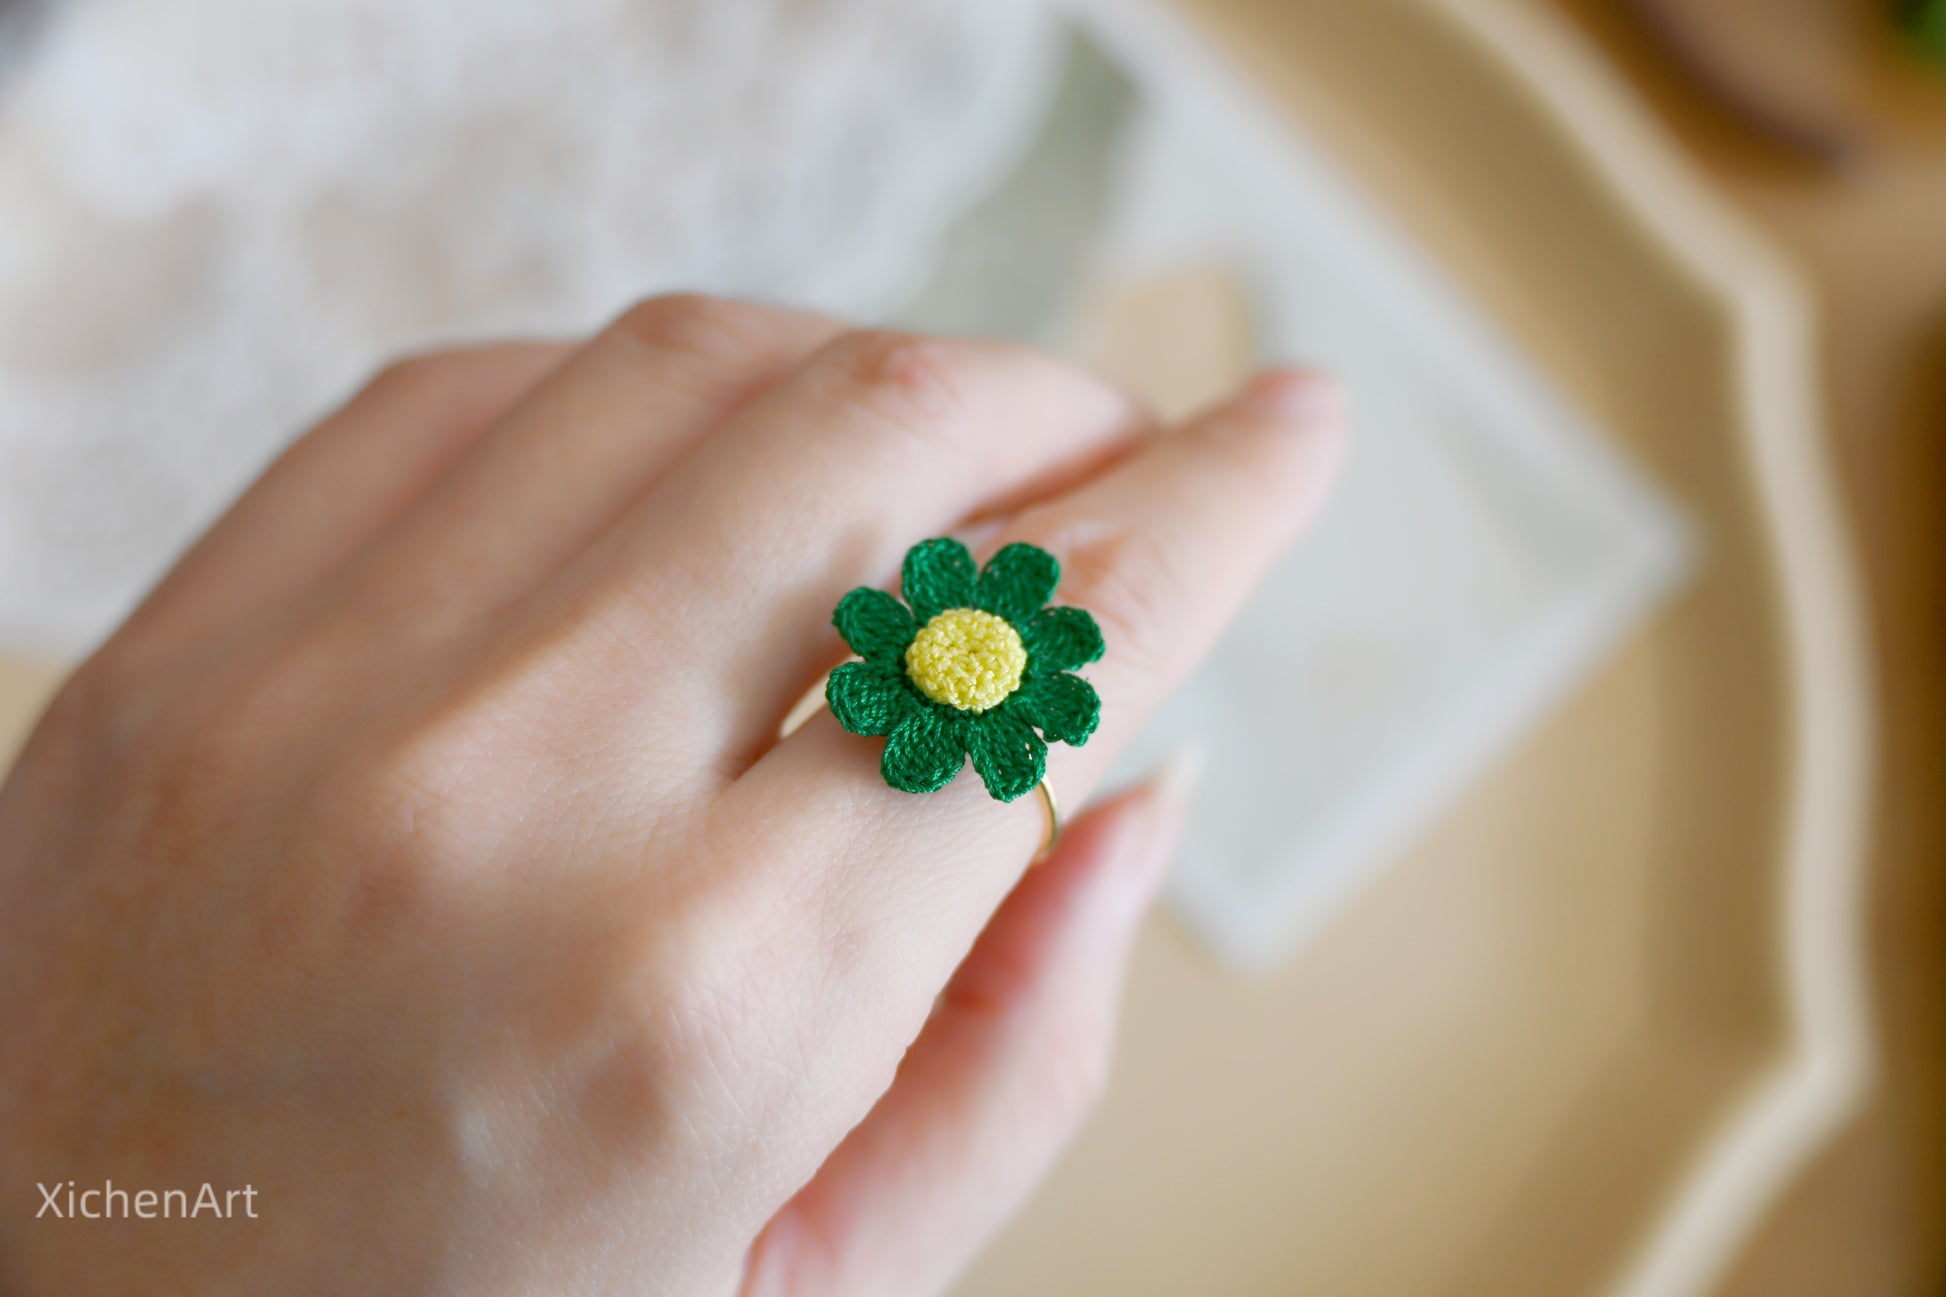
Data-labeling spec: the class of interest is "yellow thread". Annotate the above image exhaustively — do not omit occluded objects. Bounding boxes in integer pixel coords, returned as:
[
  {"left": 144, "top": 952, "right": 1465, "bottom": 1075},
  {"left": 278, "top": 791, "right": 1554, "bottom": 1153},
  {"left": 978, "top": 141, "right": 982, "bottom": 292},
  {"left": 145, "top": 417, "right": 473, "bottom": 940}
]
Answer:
[{"left": 904, "top": 608, "right": 1027, "bottom": 712}]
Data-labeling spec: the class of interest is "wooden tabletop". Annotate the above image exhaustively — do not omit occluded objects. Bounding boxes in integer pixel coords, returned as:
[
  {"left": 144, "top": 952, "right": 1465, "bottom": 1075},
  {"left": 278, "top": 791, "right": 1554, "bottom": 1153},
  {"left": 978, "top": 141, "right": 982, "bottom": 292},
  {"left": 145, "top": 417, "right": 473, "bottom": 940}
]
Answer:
[{"left": 1542, "top": 1, "right": 1946, "bottom": 1290}]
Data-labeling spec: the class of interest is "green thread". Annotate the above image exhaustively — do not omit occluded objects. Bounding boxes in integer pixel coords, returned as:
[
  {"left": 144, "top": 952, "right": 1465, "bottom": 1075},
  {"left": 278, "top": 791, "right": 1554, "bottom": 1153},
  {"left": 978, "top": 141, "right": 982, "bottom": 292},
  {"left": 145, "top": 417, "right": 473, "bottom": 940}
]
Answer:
[
  {"left": 827, "top": 538, "right": 1105, "bottom": 802},
  {"left": 1022, "top": 606, "right": 1105, "bottom": 673},
  {"left": 827, "top": 661, "right": 915, "bottom": 736},
  {"left": 975, "top": 542, "right": 1060, "bottom": 624},
  {"left": 833, "top": 588, "right": 916, "bottom": 666},
  {"left": 882, "top": 707, "right": 967, "bottom": 795},
  {"left": 902, "top": 537, "right": 978, "bottom": 622},
  {"left": 1010, "top": 671, "right": 1101, "bottom": 747}
]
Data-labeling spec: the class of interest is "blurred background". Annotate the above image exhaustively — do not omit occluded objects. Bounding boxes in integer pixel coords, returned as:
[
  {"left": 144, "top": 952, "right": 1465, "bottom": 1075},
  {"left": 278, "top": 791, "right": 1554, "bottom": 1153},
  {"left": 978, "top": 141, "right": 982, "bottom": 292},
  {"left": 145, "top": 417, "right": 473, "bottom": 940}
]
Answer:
[{"left": 0, "top": 0, "right": 1940, "bottom": 1292}]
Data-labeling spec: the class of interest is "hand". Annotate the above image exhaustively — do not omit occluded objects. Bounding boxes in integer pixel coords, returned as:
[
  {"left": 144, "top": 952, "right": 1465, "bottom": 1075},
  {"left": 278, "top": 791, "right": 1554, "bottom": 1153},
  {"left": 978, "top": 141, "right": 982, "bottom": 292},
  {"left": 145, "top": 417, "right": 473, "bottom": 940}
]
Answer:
[{"left": 0, "top": 296, "right": 1342, "bottom": 1295}]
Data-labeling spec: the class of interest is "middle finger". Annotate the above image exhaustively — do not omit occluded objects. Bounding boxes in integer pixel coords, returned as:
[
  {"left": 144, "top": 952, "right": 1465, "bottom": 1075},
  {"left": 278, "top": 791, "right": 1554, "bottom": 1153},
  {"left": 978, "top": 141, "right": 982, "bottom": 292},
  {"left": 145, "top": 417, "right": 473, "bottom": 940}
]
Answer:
[{"left": 547, "top": 329, "right": 1146, "bottom": 766}]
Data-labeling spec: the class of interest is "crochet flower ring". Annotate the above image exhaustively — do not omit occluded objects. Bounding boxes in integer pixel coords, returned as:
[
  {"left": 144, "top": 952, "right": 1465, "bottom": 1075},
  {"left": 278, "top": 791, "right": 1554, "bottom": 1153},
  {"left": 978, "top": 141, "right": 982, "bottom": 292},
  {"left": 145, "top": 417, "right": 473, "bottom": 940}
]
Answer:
[{"left": 827, "top": 538, "right": 1105, "bottom": 802}]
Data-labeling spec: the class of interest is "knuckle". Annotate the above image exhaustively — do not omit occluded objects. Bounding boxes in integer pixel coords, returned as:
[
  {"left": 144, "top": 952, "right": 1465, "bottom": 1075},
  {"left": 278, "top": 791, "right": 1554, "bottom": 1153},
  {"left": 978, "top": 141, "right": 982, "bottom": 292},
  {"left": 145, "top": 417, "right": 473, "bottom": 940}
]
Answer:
[
  {"left": 358, "top": 350, "right": 455, "bottom": 404},
  {"left": 641, "top": 877, "right": 785, "bottom": 1050},
  {"left": 610, "top": 292, "right": 773, "bottom": 368},
  {"left": 808, "top": 332, "right": 1140, "bottom": 466},
  {"left": 561, "top": 896, "right": 803, "bottom": 1159},
  {"left": 631, "top": 913, "right": 784, "bottom": 1110},
  {"left": 990, "top": 338, "right": 1140, "bottom": 427},
  {"left": 816, "top": 329, "right": 979, "bottom": 439},
  {"left": 300, "top": 754, "right": 408, "bottom": 857},
  {"left": 556, "top": 1015, "right": 682, "bottom": 1155},
  {"left": 621, "top": 843, "right": 883, "bottom": 1124},
  {"left": 306, "top": 721, "right": 487, "bottom": 867}
]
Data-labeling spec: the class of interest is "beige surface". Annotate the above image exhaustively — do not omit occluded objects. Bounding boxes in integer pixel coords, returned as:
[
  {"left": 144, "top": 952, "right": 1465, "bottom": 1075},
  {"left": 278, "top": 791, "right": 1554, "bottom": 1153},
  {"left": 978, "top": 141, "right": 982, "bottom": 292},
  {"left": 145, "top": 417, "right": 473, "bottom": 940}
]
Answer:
[
  {"left": 1542, "top": 4, "right": 1946, "bottom": 1292},
  {"left": 0, "top": 659, "right": 59, "bottom": 770},
  {"left": 0, "top": 0, "right": 1892, "bottom": 1293}
]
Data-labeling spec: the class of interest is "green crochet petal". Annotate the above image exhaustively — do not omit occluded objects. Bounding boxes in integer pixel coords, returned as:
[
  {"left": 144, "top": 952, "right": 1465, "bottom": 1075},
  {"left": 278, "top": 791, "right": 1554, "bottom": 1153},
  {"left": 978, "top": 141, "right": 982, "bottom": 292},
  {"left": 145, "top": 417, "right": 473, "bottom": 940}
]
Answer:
[
  {"left": 966, "top": 710, "right": 1047, "bottom": 802},
  {"left": 833, "top": 586, "right": 917, "bottom": 666},
  {"left": 827, "top": 662, "right": 916, "bottom": 737},
  {"left": 975, "top": 542, "right": 1060, "bottom": 625},
  {"left": 882, "top": 707, "right": 967, "bottom": 794},
  {"left": 902, "top": 538, "right": 977, "bottom": 622},
  {"left": 1022, "top": 606, "right": 1105, "bottom": 673},
  {"left": 1010, "top": 671, "right": 1100, "bottom": 747}
]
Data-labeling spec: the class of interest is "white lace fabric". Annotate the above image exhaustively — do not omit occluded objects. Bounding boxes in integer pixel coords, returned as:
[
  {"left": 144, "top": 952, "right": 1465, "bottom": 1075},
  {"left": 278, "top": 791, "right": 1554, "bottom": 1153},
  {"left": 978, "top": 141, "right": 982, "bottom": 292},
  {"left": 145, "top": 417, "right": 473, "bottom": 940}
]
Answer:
[{"left": 0, "top": 0, "right": 1057, "bottom": 655}]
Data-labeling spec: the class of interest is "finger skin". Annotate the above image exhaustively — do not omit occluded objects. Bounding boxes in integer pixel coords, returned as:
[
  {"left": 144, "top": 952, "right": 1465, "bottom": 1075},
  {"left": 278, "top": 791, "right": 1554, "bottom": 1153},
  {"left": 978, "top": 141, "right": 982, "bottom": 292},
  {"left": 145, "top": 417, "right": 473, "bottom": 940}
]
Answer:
[
  {"left": 344, "top": 295, "right": 846, "bottom": 632},
  {"left": 742, "top": 757, "right": 1194, "bottom": 1297},
  {"left": 736, "top": 368, "right": 1341, "bottom": 898},
  {"left": 118, "top": 342, "right": 572, "bottom": 661},
  {"left": 539, "top": 328, "right": 1147, "bottom": 770},
  {"left": 714, "top": 371, "right": 1343, "bottom": 1178},
  {"left": 1004, "top": 370, "right": 1345, "bottom": 799}
]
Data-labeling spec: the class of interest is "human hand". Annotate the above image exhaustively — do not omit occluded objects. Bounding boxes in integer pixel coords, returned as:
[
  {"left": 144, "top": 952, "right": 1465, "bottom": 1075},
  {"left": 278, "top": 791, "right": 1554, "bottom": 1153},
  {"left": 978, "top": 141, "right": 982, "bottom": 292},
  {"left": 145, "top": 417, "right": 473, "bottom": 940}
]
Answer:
[{"left": 0, "top": 296, "right": 1342, "bottom": 1295}]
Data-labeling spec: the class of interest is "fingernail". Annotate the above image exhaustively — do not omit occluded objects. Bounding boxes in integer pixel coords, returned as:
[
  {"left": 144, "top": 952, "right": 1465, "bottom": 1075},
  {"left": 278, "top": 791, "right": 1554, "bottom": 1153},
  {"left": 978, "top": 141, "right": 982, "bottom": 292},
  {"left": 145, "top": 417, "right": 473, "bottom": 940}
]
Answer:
[{"left": 1235, "top": 368, "right": 1341, "bottom": 424}]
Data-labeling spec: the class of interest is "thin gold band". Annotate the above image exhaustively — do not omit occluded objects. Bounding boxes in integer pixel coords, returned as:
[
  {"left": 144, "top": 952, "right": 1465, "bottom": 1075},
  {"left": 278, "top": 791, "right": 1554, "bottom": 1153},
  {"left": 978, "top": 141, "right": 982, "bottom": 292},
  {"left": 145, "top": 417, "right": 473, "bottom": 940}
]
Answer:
[
  {"left": 1032, "top": 776, "right": 1061, "bottom": 863},
  {"left": 783, "top": 670, "right": 1060, "bottom": 864}
]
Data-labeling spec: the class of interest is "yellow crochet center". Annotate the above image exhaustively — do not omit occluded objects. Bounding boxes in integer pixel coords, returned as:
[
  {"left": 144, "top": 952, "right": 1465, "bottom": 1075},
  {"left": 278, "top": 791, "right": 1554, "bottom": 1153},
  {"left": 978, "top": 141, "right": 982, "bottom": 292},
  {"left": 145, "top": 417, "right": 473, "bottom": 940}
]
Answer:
[{"left": 904, "top": 608, "right": 1028, "bottom": 713}]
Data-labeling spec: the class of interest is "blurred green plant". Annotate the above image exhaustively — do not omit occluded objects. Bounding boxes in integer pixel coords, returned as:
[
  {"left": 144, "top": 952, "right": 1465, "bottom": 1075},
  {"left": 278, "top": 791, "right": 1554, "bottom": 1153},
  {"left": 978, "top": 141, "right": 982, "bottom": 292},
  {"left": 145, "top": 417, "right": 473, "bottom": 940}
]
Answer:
[{"left": 1909, "top": 0, "right": 1946, "bottom": 65}]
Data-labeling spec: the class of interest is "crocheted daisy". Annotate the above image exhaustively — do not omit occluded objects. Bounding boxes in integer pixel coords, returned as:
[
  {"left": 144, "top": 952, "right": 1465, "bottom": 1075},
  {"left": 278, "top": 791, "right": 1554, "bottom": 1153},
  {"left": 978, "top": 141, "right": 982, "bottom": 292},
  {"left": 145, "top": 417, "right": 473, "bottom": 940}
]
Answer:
[{"left": 827, "top": 538, "right": 1104, "bottom": 801}]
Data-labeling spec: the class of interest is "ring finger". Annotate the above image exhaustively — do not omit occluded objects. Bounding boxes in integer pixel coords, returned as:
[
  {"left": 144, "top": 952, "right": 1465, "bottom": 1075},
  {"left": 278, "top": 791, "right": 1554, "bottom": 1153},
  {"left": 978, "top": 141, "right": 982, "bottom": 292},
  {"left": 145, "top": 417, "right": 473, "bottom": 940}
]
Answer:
[{"left": 710, "top": 369, "right": 1344, "bottom": 1166}]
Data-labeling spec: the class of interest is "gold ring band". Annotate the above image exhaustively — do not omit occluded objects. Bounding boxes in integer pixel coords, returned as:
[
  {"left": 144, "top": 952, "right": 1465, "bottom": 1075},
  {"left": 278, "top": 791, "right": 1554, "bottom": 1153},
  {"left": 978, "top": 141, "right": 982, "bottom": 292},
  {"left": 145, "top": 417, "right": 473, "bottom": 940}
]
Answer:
[
  {"left": 1033, "top": 776, "right": 1061, "bottom": 864},
  {"left": 783, "top": 669, "right": 1060, "bottom": 865}
]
